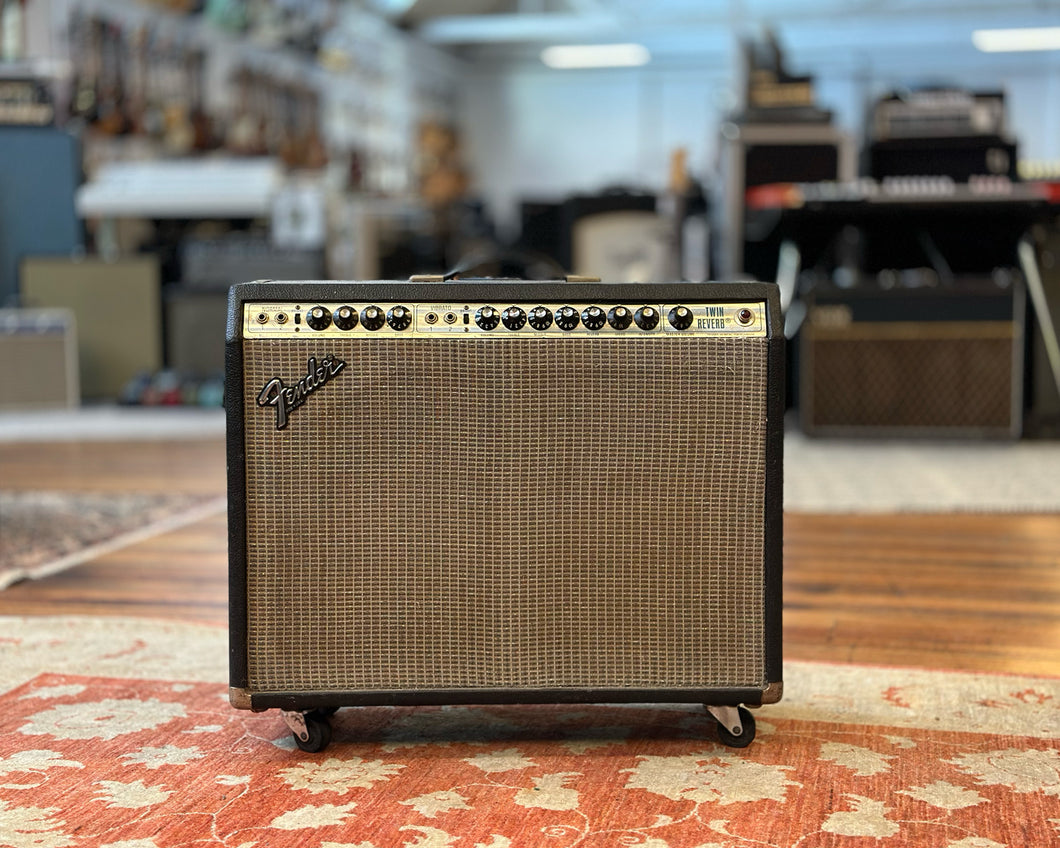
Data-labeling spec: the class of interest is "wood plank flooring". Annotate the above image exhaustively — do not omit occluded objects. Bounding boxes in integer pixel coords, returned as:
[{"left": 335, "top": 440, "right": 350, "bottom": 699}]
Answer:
[{"left": 2, "top": 439, "right": 1059, "bottom": 677}]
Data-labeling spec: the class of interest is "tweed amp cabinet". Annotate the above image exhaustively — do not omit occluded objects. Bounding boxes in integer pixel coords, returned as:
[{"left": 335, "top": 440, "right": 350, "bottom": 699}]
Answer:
[
  {"left": 800, "top": 282, "right": 1025, "bottom": 437},
  {"left": 0, "top": 309, "right": 79, "bottom": 409},
  {"left": 227, "top": 278, "right": 784, "bottom": 752}
]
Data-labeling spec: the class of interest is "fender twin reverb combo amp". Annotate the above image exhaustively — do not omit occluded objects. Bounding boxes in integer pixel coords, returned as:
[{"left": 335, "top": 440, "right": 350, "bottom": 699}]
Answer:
[{"left": 227, "top": 278, "right": 784, "bottom": 752}]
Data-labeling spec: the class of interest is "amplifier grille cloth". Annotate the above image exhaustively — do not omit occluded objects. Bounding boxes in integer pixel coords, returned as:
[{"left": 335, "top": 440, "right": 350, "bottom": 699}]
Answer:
[
  {"left": 809, "top": 334, "right": 1014, "bottom": 431},
  {"left": 243, "top": 336, "right": 767, "bottom": 692}
]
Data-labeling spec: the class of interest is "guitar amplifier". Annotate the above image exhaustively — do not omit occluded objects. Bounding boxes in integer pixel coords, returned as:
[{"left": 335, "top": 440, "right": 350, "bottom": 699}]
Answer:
[
  {"left": 226, "top": 278, "right": 784, "bottom": 751},
  {"left": 0, "top": 309, "right": 79, "bottom": 409},
  {"left": 800, "top": 283, "right": 1025, "bottom": 437}
]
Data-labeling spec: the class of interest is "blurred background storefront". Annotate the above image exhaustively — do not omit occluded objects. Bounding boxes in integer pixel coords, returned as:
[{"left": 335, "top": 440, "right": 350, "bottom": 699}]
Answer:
[{"left": 1, "top": 0, "right": 1059, "bottom": 439}]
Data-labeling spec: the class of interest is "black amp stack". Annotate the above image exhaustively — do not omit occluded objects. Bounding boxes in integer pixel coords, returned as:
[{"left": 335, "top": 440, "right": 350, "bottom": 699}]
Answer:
[{"left": 866, "top": 89, "right": 1018, "bottom": 182}]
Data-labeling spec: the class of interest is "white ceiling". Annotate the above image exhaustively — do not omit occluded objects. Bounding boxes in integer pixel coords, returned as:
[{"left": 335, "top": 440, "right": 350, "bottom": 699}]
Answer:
[{"left": 379, "top": 0, "right": 1060, "bottom": 76}]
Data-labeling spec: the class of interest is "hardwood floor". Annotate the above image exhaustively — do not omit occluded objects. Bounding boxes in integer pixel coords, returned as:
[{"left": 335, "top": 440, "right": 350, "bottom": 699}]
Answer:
[
  {"left": 784, "top": 513, "right": 1060, "bottom": 675},
  {"left": 2, "top": 439, "right": 1059, "bottom": 677},
  {"left": 0, "top": 440, "right": 227, "bottom": 495}
]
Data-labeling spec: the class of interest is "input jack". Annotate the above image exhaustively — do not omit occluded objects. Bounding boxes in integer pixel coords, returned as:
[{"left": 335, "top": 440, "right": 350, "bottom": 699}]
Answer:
[
  {"left": 276, "top": 313, "right": 289, "bottom": 324},
  {"left": 256, "top": 312, "right": 269, "bottom": 324},
  {"left": 425, "top": 312, "right": 439, "bottom": 325},
  {"left": 443, "top": 312, "right": 458, "bottom": 325}
]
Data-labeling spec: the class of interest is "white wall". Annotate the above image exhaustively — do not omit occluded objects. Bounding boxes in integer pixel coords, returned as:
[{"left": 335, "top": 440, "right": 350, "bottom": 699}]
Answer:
[
  {"left": 461, "top": 61, "right": 733, "bottom": 235},
  {"left": 460, "top": 51, "right": 1060, "bottom": 236}
]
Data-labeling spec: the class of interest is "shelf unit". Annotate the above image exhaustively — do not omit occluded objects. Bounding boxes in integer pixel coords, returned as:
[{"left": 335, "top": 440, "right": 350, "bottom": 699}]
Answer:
[{"left": 68, "top": 0, "right": 464, "bottom": 198}]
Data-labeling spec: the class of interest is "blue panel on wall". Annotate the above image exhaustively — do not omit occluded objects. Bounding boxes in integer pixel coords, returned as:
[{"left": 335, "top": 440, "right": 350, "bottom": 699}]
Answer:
[{"left": 0, "top": 127, "right": 83, "bottom": 305}]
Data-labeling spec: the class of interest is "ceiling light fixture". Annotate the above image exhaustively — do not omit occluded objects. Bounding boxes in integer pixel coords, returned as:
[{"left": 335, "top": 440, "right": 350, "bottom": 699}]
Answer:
[
  {"left": 972, "top": 27, "right": 1060, "bottom": 53},
  {"left": 541, "top": 43, "right": 651, "bottom": 69}
]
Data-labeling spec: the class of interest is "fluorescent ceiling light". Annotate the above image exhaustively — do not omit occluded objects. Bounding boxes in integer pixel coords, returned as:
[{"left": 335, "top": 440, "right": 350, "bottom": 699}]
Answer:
[
  {"left": 541, "top": 43, "right": 650, "bottom": 69},
  {"left": 973, "top": 27, "right": 1060, "bottom": 53}
]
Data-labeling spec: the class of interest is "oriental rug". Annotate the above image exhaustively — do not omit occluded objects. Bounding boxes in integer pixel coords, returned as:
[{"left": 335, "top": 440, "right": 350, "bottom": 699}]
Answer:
[
  {"left": 0, "top": 492, "right": 226, "bottom": 590},
  {"left": 1, "top": 616, "right": 1059, "bottom": 848}
]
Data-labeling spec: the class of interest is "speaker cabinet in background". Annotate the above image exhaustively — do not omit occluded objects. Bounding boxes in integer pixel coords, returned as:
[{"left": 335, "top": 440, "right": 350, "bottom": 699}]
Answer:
[
  {"left": 865, "top": 136, "right": 1019, "bottom": 182},
  {"left": 20, "top": 257, "right": 162, "bottom": 400},
  {"left": 165, "top": 290, "right": 227, "bottom": 377},
  {"left": 800, "top": 284, "right": 1025, "bottom": 438},
  {"left": 227, "top": 279, "right": 784, "bottom": 751},
  {"left": 0, "top": 309, "right": 79, "bottom": 410},
  {"left": 571, "top": 211, "right": 667, "bottom": 282},
  {"left": 715, "top": 122, "right": 854, "bottom": 281}
]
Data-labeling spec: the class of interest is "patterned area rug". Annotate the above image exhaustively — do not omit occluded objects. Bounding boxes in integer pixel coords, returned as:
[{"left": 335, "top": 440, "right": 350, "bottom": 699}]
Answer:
[
  {"left": 0, "top": 492, "right": 226, "bottom": 590},
  {"left": 1, "top": 617, "right": 1059, "bottom": 848}
]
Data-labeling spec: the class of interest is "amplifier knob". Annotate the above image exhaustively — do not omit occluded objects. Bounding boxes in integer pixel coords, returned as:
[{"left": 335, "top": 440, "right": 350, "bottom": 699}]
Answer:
[
  {"left": 582, "top": 306, "right": 606, "bottom": 330},
  {"left": 668, "top": 305, "right": 694, "bottom": 330},
  {"left": 475, "top": 306, "right": 501, "bottom": 330},
  {"left": 634, "top": 306, "right": 660, "bottom": 331},
  {"left": 528, "top": 307, "right": 553, "bottom": 331},
  {"left": 555, "top": 306, "right": 580, "bottom": 331},
  {"left": 362, "top": 306, "right": 386, "bottom": 331},
  {"left": 608, "top": 306, "right": 633, "bottom": 330},
  {"left": 306, "top": 306, "right": 332, "bottom": 331},
  {"left": 333, "top": 306, "right": 358, "bottom": 330},
  {"left": 501, "top": 306, "right": 527, "bottom": 330},
  {"left": 386, "top": 306, "right": 413, "bottom": 331}
]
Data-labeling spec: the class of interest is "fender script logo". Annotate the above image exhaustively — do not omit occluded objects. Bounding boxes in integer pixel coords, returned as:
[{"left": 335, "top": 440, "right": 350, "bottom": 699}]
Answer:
[{"left": 257, "top": 355, "right": 346, "bottom": 430}]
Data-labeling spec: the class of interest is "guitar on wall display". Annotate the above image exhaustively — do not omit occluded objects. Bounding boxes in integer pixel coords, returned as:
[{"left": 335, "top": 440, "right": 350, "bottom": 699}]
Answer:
[
  {"left": 68, "top": 11, "right": 100, "bottom": 123},
  {"left": 187, "top": 47, "right": 215, "bottom": 151},
  {"left": 95, "top": 20, "right": 129, "bottom": 136},
  {"left": 227, "top": 67, "right": 261, "bottom": 155},
  {"left": 300, "top": 85, "right": 328, "bottom": 170}
]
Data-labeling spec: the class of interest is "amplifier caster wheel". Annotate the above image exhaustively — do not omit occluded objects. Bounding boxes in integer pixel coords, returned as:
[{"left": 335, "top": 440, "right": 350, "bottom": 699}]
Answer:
[
  {"left": 297, "top": 716, "right": 332, "bottom": 753},
  {"left": 282, "top": 710, "right": 333, "bottom": 753},
  {"left": 706, "top": 705, "right": 756, "bottom": 748}
]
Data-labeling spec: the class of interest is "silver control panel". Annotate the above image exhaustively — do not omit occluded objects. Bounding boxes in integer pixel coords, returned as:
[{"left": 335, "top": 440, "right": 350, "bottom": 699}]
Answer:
[{"left": 244, "top": 302, "right": 767, "bottom": 339}]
